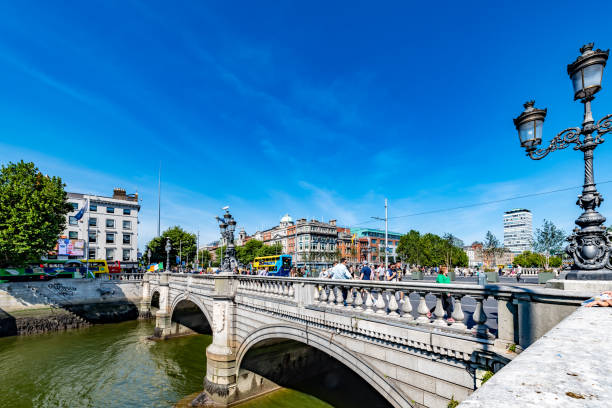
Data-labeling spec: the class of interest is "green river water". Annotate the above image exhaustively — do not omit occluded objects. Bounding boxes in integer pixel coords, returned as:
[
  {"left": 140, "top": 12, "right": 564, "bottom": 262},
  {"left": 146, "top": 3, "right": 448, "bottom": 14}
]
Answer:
[{"left": 0, "top": 320, "right": 332, "bottom": 408}]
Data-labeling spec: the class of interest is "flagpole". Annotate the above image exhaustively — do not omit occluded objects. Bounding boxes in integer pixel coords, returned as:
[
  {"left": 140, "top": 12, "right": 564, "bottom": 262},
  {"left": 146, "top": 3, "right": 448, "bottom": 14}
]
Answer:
[{"left": 157, "top": 162, "right": 161, "bottom": 237}]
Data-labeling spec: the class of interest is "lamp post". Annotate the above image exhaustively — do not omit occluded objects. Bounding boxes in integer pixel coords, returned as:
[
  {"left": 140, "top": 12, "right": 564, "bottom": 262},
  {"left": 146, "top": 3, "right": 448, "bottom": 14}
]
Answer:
[
  {"left": 165, "top": 238, "right": 171, "bottom": 272},
  {"left": 147, "top": 249, "right": 151, "bottom": 269},
  {"left": 514, "top": 43, "right": 612, "bottom": 280},
  {"left": 215, "top": 207, "right": 239, "bottom": 273}
]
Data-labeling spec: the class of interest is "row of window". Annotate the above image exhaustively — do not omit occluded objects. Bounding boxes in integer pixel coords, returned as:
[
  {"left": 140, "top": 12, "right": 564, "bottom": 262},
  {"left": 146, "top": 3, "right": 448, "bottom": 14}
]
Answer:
[
  {"left": 69, "top": 217, "right": 132, "bottom": 229},
  {"left": 87, "top": 232, "right": 132, "bottom": 244},
  {"left": 370, "top": 239, "right": 398, "bottom": 246},
  {"left": 298, "top": 243, "right": 336, "bottom": 251},
  {"left": 70, "top": 202, "right": 133, "bottom": 215},
  {"left": 87, "top": 248, "right": 131, "bottom": 262}
]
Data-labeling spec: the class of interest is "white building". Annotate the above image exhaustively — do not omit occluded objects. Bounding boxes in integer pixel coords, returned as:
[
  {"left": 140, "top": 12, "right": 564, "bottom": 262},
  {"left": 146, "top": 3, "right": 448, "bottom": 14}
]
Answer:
[
  {"left": 61, "top": 189, "right": 140, "bottom": 270},
  {"left": 503, "top": 209, "right": 533, "bottom": 254}
]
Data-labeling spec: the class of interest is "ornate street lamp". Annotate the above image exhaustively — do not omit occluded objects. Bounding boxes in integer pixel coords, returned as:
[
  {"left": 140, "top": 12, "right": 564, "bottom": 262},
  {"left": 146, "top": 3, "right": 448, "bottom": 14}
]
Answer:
[
  {"left": 147, "top": 249, "right": 151, "bottom": 266},
  {"left": 215, "top": 207, "right": 240, "bottom": 273},
  {"left": 514, "top": 43, "right": 612, "bottom": 280},
  {"left": 165, "top": 238, "right": 171, "bottom": 272}
]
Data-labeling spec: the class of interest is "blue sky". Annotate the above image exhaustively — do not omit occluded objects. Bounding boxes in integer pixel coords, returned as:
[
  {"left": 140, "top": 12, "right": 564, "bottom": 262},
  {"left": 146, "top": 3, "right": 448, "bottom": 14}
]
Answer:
[{"left": 2, "top": 0, "right": 612, "bottom": 250}]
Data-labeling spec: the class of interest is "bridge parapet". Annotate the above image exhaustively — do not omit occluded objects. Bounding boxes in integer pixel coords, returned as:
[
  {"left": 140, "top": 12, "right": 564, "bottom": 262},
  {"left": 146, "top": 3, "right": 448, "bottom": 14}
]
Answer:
[{"left": 145, "top": 273, "right": 592, "bottom": 408}]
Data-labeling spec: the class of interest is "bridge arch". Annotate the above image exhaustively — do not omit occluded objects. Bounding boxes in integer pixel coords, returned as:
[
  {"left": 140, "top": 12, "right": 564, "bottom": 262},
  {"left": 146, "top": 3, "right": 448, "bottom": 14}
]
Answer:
[
  {"left": 236, "top": 324, "right": 408, "bottom": 408},
  {"left": 169, "top": 293, "right": 213, "bottom": 329},
  {"left": 150, "top": 290, "right": 160, "bottom": 309}
]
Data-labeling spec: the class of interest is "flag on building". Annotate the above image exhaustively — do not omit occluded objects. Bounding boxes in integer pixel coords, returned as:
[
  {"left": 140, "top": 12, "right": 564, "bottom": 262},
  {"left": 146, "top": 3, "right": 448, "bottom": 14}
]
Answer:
[{"left": 75, "top": 199, "right": 89, "bottom": 221}]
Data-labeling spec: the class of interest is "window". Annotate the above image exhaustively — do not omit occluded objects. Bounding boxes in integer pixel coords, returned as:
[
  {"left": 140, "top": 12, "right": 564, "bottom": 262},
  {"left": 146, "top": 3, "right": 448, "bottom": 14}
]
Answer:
[
  {"left": 122, "top": 249, "right": 130, "bottom": 261},
  {"left": 106, "top": 219, "right": 115, "bottom": 228},
  {"left": 371, "top": 239, "right": 377, "bottom": 244},
  {"left": 299, "top": 244, "right": 303, "bottom": 250},
  {"left": 123, "top": 208, "right": 131, "bottom": 215},
  {"left": 106, "top": 248, "right": 115, "bottom": 261},
  {"left": 106, "top": 233, "right": 114, "bottom": 244},
  {"left": 90, "top": 204, "right": 97, "bottom": 212},
  {"left": 69, "top": 216, "right": 78, "bottom": 225},
  {"left": 123, "top": 220, "right": 131, "bottom": 230},
  {"left": 70, "top": 202, "right": 78, "bottom": 210},
  {"left": 89, "top": 217, "right": 97, "bottom": 227},
  {"left": 123, "top": 234, "right": 130, "bottom": 244},
  {"left": 89, "top": 232, "right": 97, "bottom": 243},
  {"left": 106, "top": 207, "right": 114, "bottom": 213},
  {"left": 88, "top": 248, "right": 96, "bottom": 259},
  {"left": 69, "top": 231, "right": 78, "bottom": 239}
]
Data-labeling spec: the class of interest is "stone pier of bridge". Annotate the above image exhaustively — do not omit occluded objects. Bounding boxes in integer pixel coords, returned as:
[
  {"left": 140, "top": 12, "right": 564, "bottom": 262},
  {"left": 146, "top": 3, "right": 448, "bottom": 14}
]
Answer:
[{"left": 141, "top": 272, "right": 589, "bottom": 408}]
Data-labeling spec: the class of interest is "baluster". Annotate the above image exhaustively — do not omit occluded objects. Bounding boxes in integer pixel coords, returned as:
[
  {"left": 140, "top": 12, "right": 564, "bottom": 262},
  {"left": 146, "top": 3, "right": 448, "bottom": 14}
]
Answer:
[
  {"left": 283, "top": 281, "right": 289, "bottom": 297},
  {"left": 288, "top": 283, "right": 295, "bottom": 297},
  {"left": 400, "top": 292, "right": 414, "bottom": 320},
  {"left": 433, "top": 293, "right": 447, "bottom": 326},
  {"left": 364, "top": 289, "right": 374, "bottom": 314},
  {"left": 347, "top": 287, "right": 356, "bottom": 309},
  {"left": 328, "top": 285, "right": 336, "bottom": 306},
  {"left": 336, "top": 286, "right": 345, "bottom": 307},
  {"left": 451, "top": 295, "right": 466, "bottom": 330},
  {"left": 472, "top": 296, "right": 489, "bottom": 337},
  {"left": 388, "top": 290, "right": 399, "bottom": 316},
  {"left": 354, "top": 287, "right": 364, "bottom": 310},
  {"left": 416, "top": 293, "right": 430, "bottom": 323},
  {"left": 313, "top": 285, "right": 320, "bottom": 304},
  {"left": 320, "top": 285, "right": 329, "bottom": 305},
  {"left": 375, "top": 290, "right": 386, "bottom": 315}
]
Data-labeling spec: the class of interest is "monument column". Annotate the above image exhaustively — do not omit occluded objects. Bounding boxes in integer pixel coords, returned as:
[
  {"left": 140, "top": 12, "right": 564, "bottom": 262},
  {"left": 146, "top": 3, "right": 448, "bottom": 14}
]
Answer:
[{"left": 154, "top": 272, "right": 172, "bottom": 338}]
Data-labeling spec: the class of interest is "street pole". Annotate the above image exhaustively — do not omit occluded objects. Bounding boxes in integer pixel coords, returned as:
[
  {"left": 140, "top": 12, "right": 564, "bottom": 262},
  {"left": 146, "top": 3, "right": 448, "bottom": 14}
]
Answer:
[
  {"left": 179, "top": 240, "right": 182, "bottom": 272},
  {"left": 371, "top": 198, "right": 389, "bottom": 270},
  {"left": 85, "top": 198, "right": 91, "bottom": 279},
  {"left": 385, "top": 198, "right": 388, "bottom": 270},
  {"left": 196, "top": 231, "right": 200, "bottom": 269},
  {"left": 157, "top": 162, "right": 161, "bottom": 237}
]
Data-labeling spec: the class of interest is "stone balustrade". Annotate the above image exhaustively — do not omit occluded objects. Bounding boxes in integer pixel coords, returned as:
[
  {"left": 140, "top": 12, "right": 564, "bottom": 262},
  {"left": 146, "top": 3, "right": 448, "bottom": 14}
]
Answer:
[
  {"left": 230, "top": 275, "right": 591, "bottom": 347},
  {"left": 107, "top": 273, "right": 144, "bottom": 281}
]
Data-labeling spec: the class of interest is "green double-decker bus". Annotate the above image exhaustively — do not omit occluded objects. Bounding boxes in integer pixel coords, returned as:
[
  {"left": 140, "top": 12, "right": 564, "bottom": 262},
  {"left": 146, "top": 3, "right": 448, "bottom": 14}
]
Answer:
[{"left": 0, "top": 259, "right": 108, "bottom": 282}]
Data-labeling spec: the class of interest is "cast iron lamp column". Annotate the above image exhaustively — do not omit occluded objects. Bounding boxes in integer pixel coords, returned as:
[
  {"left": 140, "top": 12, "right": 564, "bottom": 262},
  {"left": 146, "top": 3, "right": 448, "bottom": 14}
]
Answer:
[
  {"left": 514, "top": 43, "right": 612, "bottom": 280},
  {"left": 165, "top": 238, "right": 171, "bottom": 272}
]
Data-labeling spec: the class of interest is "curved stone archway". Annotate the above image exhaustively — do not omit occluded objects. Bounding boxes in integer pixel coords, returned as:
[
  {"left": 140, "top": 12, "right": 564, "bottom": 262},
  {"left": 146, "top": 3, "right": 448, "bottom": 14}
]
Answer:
[
  {"left": 235, "top": 324, "right": 409, "bottom": 408},
  {"left": 150, "top": 290, "right": 160, "bottom": 309},
  {"left": 169, "top": 293, "right": 213, "bottom": 326}
]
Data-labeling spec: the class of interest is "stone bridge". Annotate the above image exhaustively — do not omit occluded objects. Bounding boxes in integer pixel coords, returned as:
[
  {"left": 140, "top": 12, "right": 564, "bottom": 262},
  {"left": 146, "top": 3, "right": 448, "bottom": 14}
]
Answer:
[{"left": 141, "top": 272, "right": 587, "bottom": 408}]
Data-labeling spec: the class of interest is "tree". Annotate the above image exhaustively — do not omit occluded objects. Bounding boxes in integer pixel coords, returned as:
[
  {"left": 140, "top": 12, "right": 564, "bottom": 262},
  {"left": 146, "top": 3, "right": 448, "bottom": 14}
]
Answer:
[
  {"left": 0, "top": 161, "right": 72, "bottom": 267},
  {"left": 397, "top": 230, "right": 422, "bottom": 265},
  {"left": 198, "top": 248, "right": 212, "bottom": 267},
  {"left": 144, "top": 226, "right": 196, "bottom": 267},
  {"left": 482, "top": 231, "right": 504, "bottom": 267},
  {"left": 533, "top": 219, "right": 566, "bottom": 269},
  {"left": 236, "top": 239, "right": 265, "bottom": 266}
]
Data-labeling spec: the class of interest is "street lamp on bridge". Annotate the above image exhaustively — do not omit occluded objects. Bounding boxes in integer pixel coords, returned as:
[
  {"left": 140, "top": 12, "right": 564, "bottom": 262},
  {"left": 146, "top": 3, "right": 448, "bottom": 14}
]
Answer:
[
  {"left": 165, "top": 238, "right": 171, "bottom": 272},
  {"left": 513, "top": 43, "right": 612, "bottom": 280}
]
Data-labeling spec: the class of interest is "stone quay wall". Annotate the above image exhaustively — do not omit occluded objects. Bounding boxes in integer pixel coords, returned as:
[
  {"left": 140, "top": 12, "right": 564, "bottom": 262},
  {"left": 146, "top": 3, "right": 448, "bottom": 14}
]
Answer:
[{"left": 0, "top": 277, "right": 143, "bottom": 336}]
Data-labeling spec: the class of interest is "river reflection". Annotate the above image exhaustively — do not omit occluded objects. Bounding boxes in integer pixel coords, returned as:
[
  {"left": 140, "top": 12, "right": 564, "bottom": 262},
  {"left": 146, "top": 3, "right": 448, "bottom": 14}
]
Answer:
[{"left": 0, "top": 320, "right": 330, "bottom": 408}]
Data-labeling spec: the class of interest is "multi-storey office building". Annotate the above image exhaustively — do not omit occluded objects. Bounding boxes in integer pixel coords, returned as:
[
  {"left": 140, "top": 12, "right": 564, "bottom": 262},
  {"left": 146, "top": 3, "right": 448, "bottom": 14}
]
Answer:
[
  {"left": 350, "top": 227, "right": 402, "bottom": 264},
  {"left": 503, "top": 209, "right": 533, "bottom": 254},
  {"left": 252, "top": 215, "right": 338, "bottom": 271},
  {"left": 61, "top": 189, "right": 140, "bottom": 271}
]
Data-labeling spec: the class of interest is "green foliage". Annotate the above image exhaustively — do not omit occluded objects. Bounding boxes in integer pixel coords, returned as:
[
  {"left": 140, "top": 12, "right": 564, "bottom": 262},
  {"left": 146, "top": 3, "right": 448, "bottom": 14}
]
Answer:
[
  {"left": 144, "top": 226, "right": 196, "bottom": 267},
  {"left": 481, "top": 370, "right": 494, "bottom": 384},
  {"left": 233, "top": 240, "right": 283, "bottom": 266},
  {"left": 513, "top": 250, "right": 561, "bottom": 269},
  {"left": 0, "top": 161, "right": 72, "bottom": 267},
  {"left": 508, "top": 343, "right": 517, "bottom": 352},
  {"left": 483, "top": 231, "right": 505, "bottom": 265},
  {"left": 397, "top": 230, "right": 467, "bottom": 267},
  {"left": 533, "top": 219, "right": 566, "bottom": 269},
  {"left": 198, "top": 248, "right": 212, "bottom": 266},
  {"left": 447, "top": 397, "right": 459, "bottom": 408}
]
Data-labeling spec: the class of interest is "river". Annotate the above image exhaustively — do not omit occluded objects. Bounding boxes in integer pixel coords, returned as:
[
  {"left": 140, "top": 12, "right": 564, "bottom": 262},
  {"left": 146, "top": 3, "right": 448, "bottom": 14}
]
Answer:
[{"left": 0, "top": 320, "right": 332, "bottom": 408}]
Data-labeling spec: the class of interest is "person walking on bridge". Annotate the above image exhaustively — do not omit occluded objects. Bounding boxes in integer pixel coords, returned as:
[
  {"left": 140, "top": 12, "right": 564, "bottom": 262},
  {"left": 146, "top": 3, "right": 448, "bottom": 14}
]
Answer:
[
  {"left": 331, "top": 258, "right": 352, "bottom": 305},
  {"left": 427, "top": 266, "right": 454, "bottom": 322}
]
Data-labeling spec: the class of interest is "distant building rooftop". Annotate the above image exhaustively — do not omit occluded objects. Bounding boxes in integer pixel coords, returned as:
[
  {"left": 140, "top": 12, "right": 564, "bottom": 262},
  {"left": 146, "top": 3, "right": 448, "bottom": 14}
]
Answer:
[{"left": 504, "top": 208, "right": 531, "bottom": 215}]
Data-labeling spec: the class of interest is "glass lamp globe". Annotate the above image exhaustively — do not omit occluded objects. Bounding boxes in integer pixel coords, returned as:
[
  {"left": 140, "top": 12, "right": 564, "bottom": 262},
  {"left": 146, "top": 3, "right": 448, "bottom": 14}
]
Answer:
[
  {"left": 513, "top": 101, "right": 547, "bottom": 150},
  {"left": 567, "top": 43, "right": 609, "bottom": 100}
]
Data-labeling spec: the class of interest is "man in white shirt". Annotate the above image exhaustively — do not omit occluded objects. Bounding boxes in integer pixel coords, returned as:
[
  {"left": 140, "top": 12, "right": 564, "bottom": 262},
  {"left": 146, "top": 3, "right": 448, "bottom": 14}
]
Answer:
[{"left": 331, "top": 258, "right": 352, "bottom": 305}]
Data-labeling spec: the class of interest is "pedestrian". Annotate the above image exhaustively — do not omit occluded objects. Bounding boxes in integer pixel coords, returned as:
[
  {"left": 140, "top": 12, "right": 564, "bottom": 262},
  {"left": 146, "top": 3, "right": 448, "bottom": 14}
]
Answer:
[
  {"left": 516, "top": 265, "right": 522, "bottom": 283},
  {"left": 428, "top": 265, "right": 454, "bottom": 322},
  {"left": 331, "top": 258, "right": 352, "bottom": 305},
  {"left": 360, "top": 261, "right": 372, "bottom": 281}
]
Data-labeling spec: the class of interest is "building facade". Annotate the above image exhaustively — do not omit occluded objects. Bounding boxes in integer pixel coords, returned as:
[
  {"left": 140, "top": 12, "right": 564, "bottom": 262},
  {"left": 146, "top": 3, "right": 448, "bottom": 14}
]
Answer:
[
  {"left": 350, "top": 227, "right": 402, "bottom": 264},
  {"left": 503, "top": 209, "right": 533, "bottom": 254},
  {"left": 61, "top": 189, "right": 140, "bottom": 270}
]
